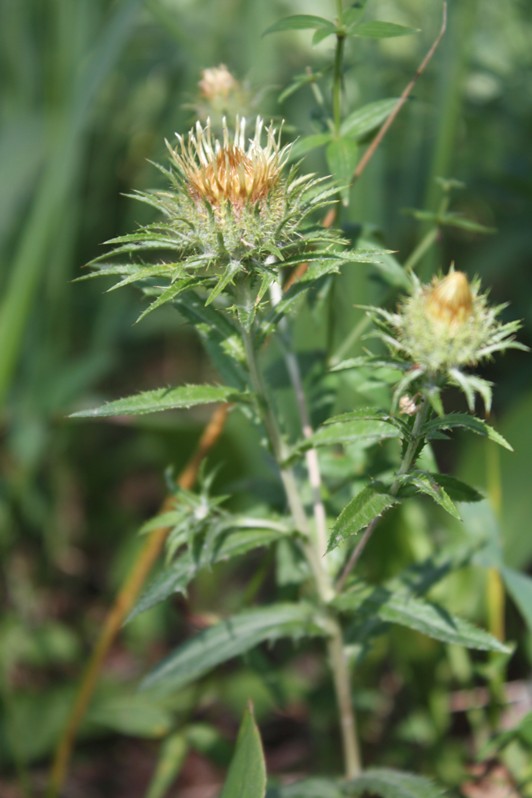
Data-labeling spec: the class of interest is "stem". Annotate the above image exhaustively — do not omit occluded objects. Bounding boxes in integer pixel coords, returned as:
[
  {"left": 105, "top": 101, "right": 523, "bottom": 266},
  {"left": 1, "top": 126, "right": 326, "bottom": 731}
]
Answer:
[
  {"left": 332, "top": 31, "right": 346, "bottom": 134},
  {"left": 238, "top": 278, "right": 361, "bottom": 777},
  {"left": 337, "top": 397, "right": 431, "bottom": 591}
]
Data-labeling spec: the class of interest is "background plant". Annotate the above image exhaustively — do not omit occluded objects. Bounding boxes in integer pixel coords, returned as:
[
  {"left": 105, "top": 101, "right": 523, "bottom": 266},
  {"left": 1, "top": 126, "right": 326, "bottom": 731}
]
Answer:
[{"left": 1, "top": 1, "right": 532, "bottom": 797}]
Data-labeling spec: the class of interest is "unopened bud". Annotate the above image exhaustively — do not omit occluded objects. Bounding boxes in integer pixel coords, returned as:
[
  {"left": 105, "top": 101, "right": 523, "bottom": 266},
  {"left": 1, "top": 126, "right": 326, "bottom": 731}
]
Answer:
[
  {"left": 424, "top": 271, "right": 473, "bottom": 328},
  {"left": 199, "top": 64, "right": 238, "bottom": 101}
]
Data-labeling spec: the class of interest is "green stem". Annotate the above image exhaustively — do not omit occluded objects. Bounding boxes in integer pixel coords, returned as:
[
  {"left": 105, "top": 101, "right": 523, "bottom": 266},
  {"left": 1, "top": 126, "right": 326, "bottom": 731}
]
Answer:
[
  {"left": 237, "top": 279, "right": 361, "bottom": 777},
  {"left": 337, "top": 397, "right": 431, "bottom": 591},
  {"left": 332, "top": 33, "right": 346, "bottom": 134}
]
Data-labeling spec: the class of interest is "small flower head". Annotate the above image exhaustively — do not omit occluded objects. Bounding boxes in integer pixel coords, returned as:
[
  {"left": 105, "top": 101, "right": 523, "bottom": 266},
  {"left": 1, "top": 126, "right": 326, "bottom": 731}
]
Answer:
[
  {"left": 199, "top": 64, "right": 239, "bottom": 101},
  {"left": 373, "top": 268, "right": 524, "bottom": 411}
]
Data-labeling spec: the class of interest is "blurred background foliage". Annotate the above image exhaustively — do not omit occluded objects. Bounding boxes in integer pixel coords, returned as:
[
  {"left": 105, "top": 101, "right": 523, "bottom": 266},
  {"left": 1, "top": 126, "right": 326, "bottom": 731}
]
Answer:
[{"left": 1, "top": 0, "right": 532, "bottom": 795}]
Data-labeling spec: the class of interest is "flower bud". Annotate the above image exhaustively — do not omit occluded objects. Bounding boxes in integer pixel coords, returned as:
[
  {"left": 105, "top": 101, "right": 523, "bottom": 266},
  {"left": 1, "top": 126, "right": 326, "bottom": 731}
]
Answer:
[
  {"left": 199, "top": 64, "right": 239, "bottom": 102},
  {"left": 424, "top": 271, "right": 473, "bottom": 328}
]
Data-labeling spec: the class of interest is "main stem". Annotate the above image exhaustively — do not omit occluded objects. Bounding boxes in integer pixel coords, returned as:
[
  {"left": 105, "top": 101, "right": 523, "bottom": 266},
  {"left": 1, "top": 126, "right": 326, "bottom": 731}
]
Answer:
[{"left": 237, "top": 280, "right": 361, "bottom": 778}]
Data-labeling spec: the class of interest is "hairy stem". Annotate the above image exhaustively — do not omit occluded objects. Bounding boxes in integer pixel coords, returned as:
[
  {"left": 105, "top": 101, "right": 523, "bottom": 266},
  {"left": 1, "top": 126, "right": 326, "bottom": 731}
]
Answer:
[{"left": 337, "top": 397, "right": 431, "bottom": 591}]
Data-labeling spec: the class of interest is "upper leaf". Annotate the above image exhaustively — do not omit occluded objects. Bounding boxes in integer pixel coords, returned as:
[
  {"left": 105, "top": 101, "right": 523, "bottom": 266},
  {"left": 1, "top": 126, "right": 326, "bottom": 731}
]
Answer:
[
  {"left": 340, "top": 99, "right": 398, "bottom": 140},
  {"left": 350, "top": 21, "right": 419, "bottom": 38},
  {"left": 263, "top": 15, "right": 336, "bottom": 36},
  {"left": 329, "top": 485, "right": 398, "bottom": 551}
]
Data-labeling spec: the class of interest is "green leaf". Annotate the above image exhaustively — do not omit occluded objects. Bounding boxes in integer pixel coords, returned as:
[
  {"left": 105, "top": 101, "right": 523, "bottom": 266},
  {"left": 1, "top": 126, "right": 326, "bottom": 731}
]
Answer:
[
  {"left": 329, "top": 485, "right": 398, "bottom": 551},
  {"left": 267, "top": 779, "right": 341, "bottom": 797},
  {"left": 220, "top": 707, "right": 266, "bottom": 798},
  {"left": 87, "top": 692, "right": 173, "bottom": 738},
  {"left": 346, "top": 768, "right": 445, "bottom": 798},
  {"left": 304, "top": 415, "right": 402, "bottom": 451},
  {"left": 289, "top": 133, "right": 333, "bottom": 160},
  {"left": 326, "top": 138, "right": 358, "bottom": 205},
  {"left": 267, "top": 770, "right": 444, "bottom": 798},
  {"left": 334, "top": 584, "right": 510, "bottom": 653},
  {"left": 144, "top": 733, "right": 189, "bottom": 798},
  {"left": 399, "top": 470, "right": 462, "bottom": 520},
  {"left": 128, "top": 528, "right": 284, "bottom": 622},
  {"left": 141, "top": 603, "right": 327, "bottom": 693},
  {"left": 429, "top": 474, "right": 483, "bottom": 503},
  {"left": 340, "top": 99, "right": 398, "bottom": 140},
  {"left": 502, "top": 566, "right": 532, "bottom": 633},
  {"left": 263, "top": 15, "right": 336, "bottom": 36},
  {"left": 423, "top": 413, "right": 512, "bottom": 451},
  {"left": 71, "top": 383, "right": 239, "bottom": 418},
  {"left": 351, "top": 21, "right": 419, "bottom": 38}
]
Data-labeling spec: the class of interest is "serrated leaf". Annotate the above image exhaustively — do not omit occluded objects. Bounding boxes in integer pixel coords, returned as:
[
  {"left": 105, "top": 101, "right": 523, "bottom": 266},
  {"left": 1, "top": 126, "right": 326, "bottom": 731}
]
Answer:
[
  {"left": 352, "top": 21, "right": 419, "bottom": 38},
  {"left": 429, "top": 474, "right": 483, "bottom": 503},
  {"left": 345, "top": 767, "right": 445, "bottom": 798},
  {"left": 399, "top": 470, "right": 461, "bottom": 520},
  {"left": 334, "top": 584, "right": 510, "bottom": 653},
  {"left": 340, "top": 98, "right": 398, "bottom": 140},
  {"left": 71, "top": 384, "right": 239, "bottom": 418},
  {"left": 423, "top": 413, "right": 512, "bottom": 451},
  {"left": 141, "top": 604, "right": 327, "bottom": 693},
  {"left": 128, "top": 528, "right": 284, "bottom": 622},
  {"left": 329, "top": 485, "right": 397, "bottom": 551},
  {"left": 267, "top": 778, "right": 341, "bottom": 797},
  {"left": 303, "top": 416, "right": 402, "bottom": 455},
  {"left": 220, "top": 707, "right": 266, "bottom": 798},
  {"left": 264, "top": 15, "right": 336, "bottom": 36},
  {"left": 326, "top": 138, "right": 358, "bottom": 205}
]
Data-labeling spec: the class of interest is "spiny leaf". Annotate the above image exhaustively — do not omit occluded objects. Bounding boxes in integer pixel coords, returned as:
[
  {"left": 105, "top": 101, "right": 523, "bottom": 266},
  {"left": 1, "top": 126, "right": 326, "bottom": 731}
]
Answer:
[
  {"left": 334, "top": 584, "right": 510, "bottom": 653},
  {"left": 329, "top": 485, "right": 397, "bottom": 551},
  {"left": 423, "top": 413, "right": 512, "bottom": 451}
]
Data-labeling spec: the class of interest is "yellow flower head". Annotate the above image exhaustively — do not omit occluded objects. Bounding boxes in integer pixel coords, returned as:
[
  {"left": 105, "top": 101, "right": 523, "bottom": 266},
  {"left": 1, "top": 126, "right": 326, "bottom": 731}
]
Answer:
[{"left": 169, "top": 117, "right": 287, "bottom": 210}]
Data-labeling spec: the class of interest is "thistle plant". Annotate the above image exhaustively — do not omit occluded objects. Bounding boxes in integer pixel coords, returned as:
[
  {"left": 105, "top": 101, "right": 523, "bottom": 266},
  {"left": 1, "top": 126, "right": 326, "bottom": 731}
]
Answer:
[{"left": 67, "top": 5, "right": 528, "bottom": 797}]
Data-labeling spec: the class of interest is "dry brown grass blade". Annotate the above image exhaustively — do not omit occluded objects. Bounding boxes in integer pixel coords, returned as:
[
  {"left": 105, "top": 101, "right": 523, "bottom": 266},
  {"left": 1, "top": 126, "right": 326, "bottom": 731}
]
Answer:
[{"left": 47, "top": 403, "right": 229, "bottom": 798}]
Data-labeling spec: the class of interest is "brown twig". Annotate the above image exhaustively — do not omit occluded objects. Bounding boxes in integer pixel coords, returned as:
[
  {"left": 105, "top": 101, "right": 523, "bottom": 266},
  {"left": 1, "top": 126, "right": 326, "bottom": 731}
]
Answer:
[
  {"left": 47, "top": 403, "right": 229, "bottom": 798},
  {"left": 352, "top": 1, "right": 448, "bottom": 184}
]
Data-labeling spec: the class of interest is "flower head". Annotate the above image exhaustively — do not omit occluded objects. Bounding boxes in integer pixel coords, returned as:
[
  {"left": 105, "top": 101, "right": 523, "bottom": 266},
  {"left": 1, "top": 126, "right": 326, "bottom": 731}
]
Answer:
[
  {"left": 171, "top": 117, "right": 286, "bottom": 210},
  {"left": 199, "top": 64, "right": 239, "bottom": 101},
  {"left": 89, "top": 115, "right": 341, "bottom": 319},
  {"left": 373, "top": 268, "right": 524, "bottom": 411}
]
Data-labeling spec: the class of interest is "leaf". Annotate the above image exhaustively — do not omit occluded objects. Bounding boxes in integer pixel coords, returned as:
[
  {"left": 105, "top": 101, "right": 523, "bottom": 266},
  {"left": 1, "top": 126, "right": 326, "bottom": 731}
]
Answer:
[
  {"left": 423, "top": 413, "right": 512, "bottom": 451},
  {"left": 329, "top": 485, "right": 398, "bottom": 551},
  {"left": 263, "top": 15, "right": 336, "bottom": 36},
  {"left": 304, "top": 415, "right": 402, "bottom": 451},
  {"left": 127, "top": 528, "right": 284, "bottom": 622},
  {"left": 428, "top": 474, "right": 483, "bottom": 503},
  {"left": 289, "top": 133, "right": 333, "bottom": 160},
  {"left": 345, "top": 767, "right": 445, "bottom": 798},
  {"left": 220, "top": 706, "right": 266, "bottom": 798},
  {"left": 351, "top": 21, "right": 419, "bottom": 38},
  {"left": 398, "top": 470, "right": 462, "bottom": 520},
  {"left": 334, "top": 584, "right": 510, "bottom": 653},
  {"left": 141, "top": 603, "right": 327, "bottom": 693},
  {"left": 71, "top": 384, "right": 239, "bottom": 418},
  {"left": 340, "top": 99, "right": 398, "bottom": 140},
  {"left": 326, "top": 138, "right": 358, "bottom": 205},
  {"left": 502, "top": 566, "right": 532, "bottom": 633},
  {"left": 87, "top": 692, "right": 173, "bottom": 738},
  {"left": 267, "top": 779, "right": 342, "bottom": 797},
  {"left": 144, "top": 733, "right": 189, "bottom": 798}
]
